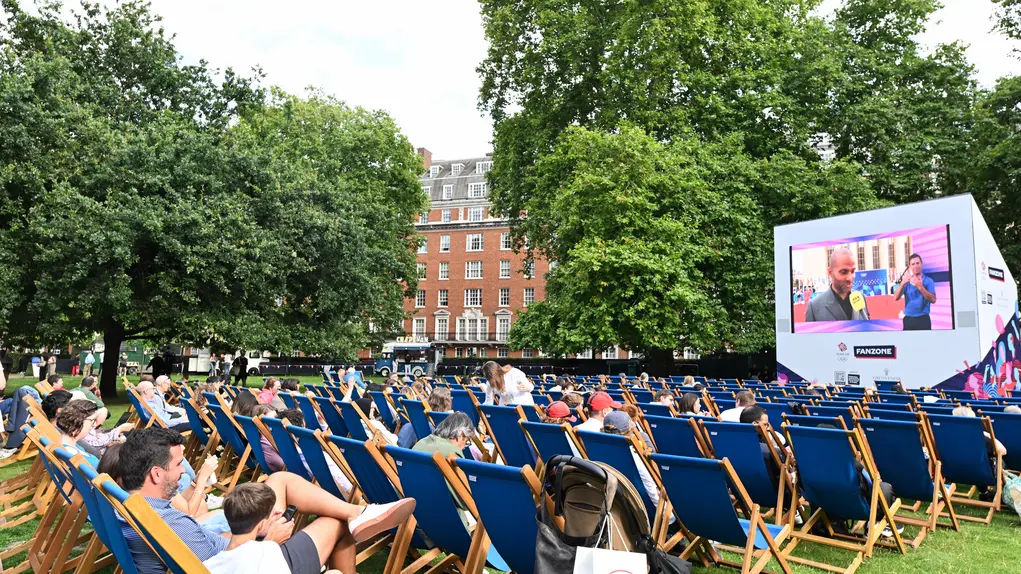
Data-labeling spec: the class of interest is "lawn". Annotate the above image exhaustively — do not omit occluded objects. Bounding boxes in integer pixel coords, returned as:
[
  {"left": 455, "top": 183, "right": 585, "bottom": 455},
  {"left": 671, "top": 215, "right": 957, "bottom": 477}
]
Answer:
[{"left": 1, "top": 374, "right": 1018, "bottom": 573}]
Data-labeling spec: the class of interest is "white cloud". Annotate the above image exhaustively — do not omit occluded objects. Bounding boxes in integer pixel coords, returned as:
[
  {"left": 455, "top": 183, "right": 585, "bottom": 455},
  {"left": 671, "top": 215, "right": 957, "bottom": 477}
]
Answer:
[{"left": 103, "top": 1, "right": 1021, "bottom": 159}]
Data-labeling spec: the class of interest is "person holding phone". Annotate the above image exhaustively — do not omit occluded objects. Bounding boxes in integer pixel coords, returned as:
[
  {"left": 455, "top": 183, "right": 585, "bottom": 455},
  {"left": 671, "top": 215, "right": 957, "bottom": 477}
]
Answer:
[{"left": 894, "top": 253, "right": 936, "bottom": 330}]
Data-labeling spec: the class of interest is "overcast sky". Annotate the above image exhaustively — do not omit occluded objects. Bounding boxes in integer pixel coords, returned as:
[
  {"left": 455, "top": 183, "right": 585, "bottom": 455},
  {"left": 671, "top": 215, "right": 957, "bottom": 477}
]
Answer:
[{"left": 133, "top": 1, "right": 1021, "bottom": 160}]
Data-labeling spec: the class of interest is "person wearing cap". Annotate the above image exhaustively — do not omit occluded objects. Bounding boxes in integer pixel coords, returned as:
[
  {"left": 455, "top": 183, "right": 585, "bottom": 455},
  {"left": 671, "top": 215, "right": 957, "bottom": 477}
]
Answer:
[
  {"left": 541, "top": 401, "right": 581, "bottom": 456},
  {"left": 600, "top": 410, "right": 660, "bottom": 511},
  {"left": 576, "top": 391, "right": 620, "bottom": 433}
]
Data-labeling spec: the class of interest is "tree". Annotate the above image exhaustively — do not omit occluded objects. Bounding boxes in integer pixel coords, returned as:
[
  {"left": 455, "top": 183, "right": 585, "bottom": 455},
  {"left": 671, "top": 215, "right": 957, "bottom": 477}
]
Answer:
[{"left": 0, "top": 1, "right": 425, "bottom": 395}]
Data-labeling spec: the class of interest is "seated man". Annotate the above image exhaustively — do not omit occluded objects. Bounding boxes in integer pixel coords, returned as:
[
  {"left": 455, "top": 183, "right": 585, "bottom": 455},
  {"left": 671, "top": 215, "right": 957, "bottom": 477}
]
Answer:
[
  {"left": 412, "top": 411, "right": 475, "bottom": 459},
  {"left": 653, "top": 390, "right": 675, "bottom": 408},
  {"left": 136, "top": 380, "right": 190, "bottom": 433},
  {"left": 601, "top": 411, "right": 660, "bottom": 511},
  {"left": 0, "top": 371, "right": 42, "bottom": 459},
  {"left": 71, "top": 376, "right": 109, "bottom": 426},
  {"left": 46, "top": 374, "right": 65, "bottom": 391},
  {"left": 118, "top": 427, "right": 416, "bottom": 574},
  {"left": 721, "top": 391, "right": 756, "bottom": 422}
]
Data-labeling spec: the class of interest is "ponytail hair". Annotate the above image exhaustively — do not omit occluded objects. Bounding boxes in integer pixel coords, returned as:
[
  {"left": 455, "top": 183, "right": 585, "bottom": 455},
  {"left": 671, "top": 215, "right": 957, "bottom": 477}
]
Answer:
[{"left": 482, "top": 361, "right": 505, "bottom": 393}]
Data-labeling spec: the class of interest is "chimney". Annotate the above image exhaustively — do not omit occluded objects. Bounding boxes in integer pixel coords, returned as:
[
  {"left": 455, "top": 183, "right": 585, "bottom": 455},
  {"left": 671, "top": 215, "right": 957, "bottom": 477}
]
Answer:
[{"left": 417, "top": 147, "right": 432, "bottom": 172}]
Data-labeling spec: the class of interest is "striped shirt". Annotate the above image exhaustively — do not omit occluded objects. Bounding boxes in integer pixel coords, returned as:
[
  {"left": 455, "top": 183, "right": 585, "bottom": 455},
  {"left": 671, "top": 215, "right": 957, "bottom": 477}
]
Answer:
[{"left": 119, "top": 496, "right": 228, "bottom": 574}]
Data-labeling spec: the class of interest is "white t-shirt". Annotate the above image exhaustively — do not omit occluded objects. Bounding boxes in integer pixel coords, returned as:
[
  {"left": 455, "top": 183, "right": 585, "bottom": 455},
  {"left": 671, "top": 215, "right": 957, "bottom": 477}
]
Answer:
[
  {"left": 720, "top": 407, "right": 745, "bottom": 422},
  {"left": 482, "top": 367, "right": 534, "bottom": 406},
  {"left": 202, "top": 540, "right": 290, "bottom": 573},
  {"left": 576, "top": 417, "right": 604, "bottom": 433}
]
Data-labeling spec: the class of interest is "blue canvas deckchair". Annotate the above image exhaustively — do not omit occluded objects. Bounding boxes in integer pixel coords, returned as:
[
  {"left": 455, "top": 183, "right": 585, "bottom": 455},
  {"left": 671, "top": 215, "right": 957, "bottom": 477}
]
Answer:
[
  {"left": 478, "top": 404, "right": 536, "bottom": 468},
  {"left": 288, "top": 425, "right": 349, "bottom": 500},
  {"left": 261, "top": 416, "right": 314, "bottom": 482},
  {"left": 576, "top": 430, "right": 663, "bottom": 532},
  {"left": 856, "top": 417, "right": 959, "bottom": 546},
  {"left": 205, "top": 403, "right": 256, "bottom": 490},
  {"left": 233, "top": 414, "right": 276, "bottom": 476},
  {"left": 71, "top": 466, "right": 139, "bottom": 574},
  {"left": 53, "top": 450, "right": 124, "bottom": 573},
  {"left": 371, "top": 391, "right": 401, "bottom": 431},
  {"left": 863, "top": 406, "right": 918, "bottom": 422},
  {"left": 645, "top": 415, "right": 708, "bottom": 458},
  {"left": 782, "top": 425, "right": 906, "bottom": 570},
  {"left": 781, "top": 413, "right": 847, "bottom": 429},
  {"left": 925, "top": 413, "right": 1004, "bottom": 524},
  {"left": 520, "top": 421, "right": 585, "bottom": 465},
  {"left": 638, "top": 403, "right": 676, "bottom": 418},
  {"left": 802, "top": 404, "right": 858, "bottom": 430},
  {"left": 180, "top": 396, "right": 218, "bottom": 461},
  {"left": 384, "top": 446, "right": 510, "bottom": 573},
  {"left": 402, "top": 399, "right": 435, "bottom": 442},
  {"left": 279, "top": 391, "right": 298, "bottom": 409},
  {"left": 980, "top": 410, "right": 1021, "bottom": 472},
  {"left": 293, "top": 393, "right": 326, "bottom": 430},
  {"left": 700, "top": 420, "right": 798, "bottom": 526},
  {"left": 758, "top": 402, "right": 796, "bottom": 431},
  {"left": 449, "top": 389, "right": 481, "bottom": 424},
  {"left": 338, "top": 400, "right": 374, "bottom": 441},
  {"left": 652, "top": 454, "right": 792, "bottom": 574},
  {"left": 312, "top": 395, "right": 351, "bottom": 437}
]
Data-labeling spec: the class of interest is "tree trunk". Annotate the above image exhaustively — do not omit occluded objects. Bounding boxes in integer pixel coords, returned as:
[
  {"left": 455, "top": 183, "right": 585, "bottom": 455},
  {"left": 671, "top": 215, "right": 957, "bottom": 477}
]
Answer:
[
  {"left": 644, "top": 348, "right": 675, "bottom": 378},
  {"left": 99, "top": 322, "right": 125, "bottom": 398}
]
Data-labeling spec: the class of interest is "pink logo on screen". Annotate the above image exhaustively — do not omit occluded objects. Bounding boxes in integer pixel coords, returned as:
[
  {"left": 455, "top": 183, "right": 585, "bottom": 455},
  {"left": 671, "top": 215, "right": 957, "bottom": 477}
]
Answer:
[{"left": 837, "top": 343, "right": 847, "bottom": 352}]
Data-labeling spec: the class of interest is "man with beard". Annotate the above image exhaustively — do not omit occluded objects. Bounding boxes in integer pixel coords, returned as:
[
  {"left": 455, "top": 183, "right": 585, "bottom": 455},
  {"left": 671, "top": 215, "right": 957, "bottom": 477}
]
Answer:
[{"left": 805, "top": 247, "right": 870, "bottom": 321}]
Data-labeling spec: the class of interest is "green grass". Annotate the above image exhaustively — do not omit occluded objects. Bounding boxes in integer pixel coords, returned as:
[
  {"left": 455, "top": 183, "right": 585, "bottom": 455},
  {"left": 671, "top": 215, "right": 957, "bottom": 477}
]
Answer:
[{"left": 1, "top": 374, "right": 1018, "bottom": 573}]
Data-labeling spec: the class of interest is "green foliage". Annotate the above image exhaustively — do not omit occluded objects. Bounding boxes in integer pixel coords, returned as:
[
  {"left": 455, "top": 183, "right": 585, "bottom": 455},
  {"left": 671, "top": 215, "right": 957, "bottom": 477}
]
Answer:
[{"left": 0, "top": 1, "right": 425, "bottom": 393}]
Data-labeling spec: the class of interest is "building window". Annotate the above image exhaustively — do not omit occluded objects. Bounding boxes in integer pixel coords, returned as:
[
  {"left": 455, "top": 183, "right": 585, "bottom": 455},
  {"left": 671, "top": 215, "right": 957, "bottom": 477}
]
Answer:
[
  {"left": 451, "top": 163, "right": 464, "bottom": 176},
  {"left": 603, "top": 347, "right": 618, "bottom": 359},
  {"left": 436, "top": 317, "right": 448, "bottom": 340},
  {"left": 904, "top": 238, "right": 912, "bottom": 261},
  {"left": 466, "top": 233, "right": 484, "bottom": 252},
  {"left": 497, "top": 317, "right": 510, "bottom": 341},
  {"left": 422, "top": 184, "right": 431, "bottom": 194},
  {"left": 577, "top": 349, "right": 592, "bottom": 359},
  {"left": 440, "top": 235, "right": 450, "bottom": 252},
  {"left": 419, "top": 212, "right": 429, "bottom": 224},
  {"left": 477, "top": 161, "right": 493, "bottom": 175},
  {"left": 417, "top": 238, "right": 427, "bottom": 254},
  {"left": 522, "top": 348, "right": 535, "bottom": 358},
  {"left": 498, "top": 347, "right": 509, "bottom": 358},
  {"left": 500, "top": 232, "right": 512, "bottom": 250},
  {"left": 479, "top": 348, "right": 488, "bottom": 358},
  {"left": 857, "top": 245, "right": 865, "bottom": 270},
  {"left": 415, "top": 290, "right": 426, "bottom": 308},
  {"left": 468, "top": 182, "right": 487, "bottom": 198},
  {"left": 523, "top": 260, "right": 535, "bottom": 279},
  {"left": 468, "top": 207, "right": 484, "bottom": 222},
  {"left": 523, "top": 288, "right": 535, "bottom": 306},
  {"left": 456, "top": 347, "right": 464, "bottom": 358},
  {"left": 428, "top": 166, "right": 441, "bottom": 178},
  {"left": 438, "top": 289, "right": 448, "bottom": 307},
  {"left": 441, "top": 209, "right": 451, "bottom": 223},
  {"left": 499, "top": 260, "right": 511, "bottom": 279},
  {"left": 887, "top": 242, "right": 895, "bottom": 267},
  {"left": 499, "top": 288, "right": 510, "bottom": 307},
  {"left": 412, "top": 318, "right": 426, "bottom": 338},
  {"left": 417, "top": 262, "right": 427, "bottom": 280},
  {"left": 464, "top": 289, "right": 482, "bottom": 307},
  {"left": 439, "top": 262, "right": 449, "bottom": 280},
  {"left": 465, "top": 261, "right": 483, "bottom": 280},
  {"left": 871, "top": 245, "right": 880, "bottom": 269},
  {"left": 456, "top": 316, "right": 488, "bottom": 341},
  {"left": 442, "top": 184, "right": 453, "bottom": 200}
]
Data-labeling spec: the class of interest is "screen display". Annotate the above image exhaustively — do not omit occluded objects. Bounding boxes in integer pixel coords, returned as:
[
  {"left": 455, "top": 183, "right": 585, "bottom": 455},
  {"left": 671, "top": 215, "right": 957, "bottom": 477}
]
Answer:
[{"left": 790, "top": 225, "right": 954, "bottom": 333}]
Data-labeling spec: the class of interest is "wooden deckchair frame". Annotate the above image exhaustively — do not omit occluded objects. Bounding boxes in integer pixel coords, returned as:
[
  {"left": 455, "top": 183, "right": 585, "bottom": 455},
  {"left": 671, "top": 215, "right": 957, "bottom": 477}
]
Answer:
[
  {"left": 519, "top": 420, "right": 587, "bottom": 477},
  {"left": 476, "top": 404, "right": 528, "bottom": 468},
  {"left": 204, "top": 393, "right": 257, "bottom": 492},
  {"left": 922, "top": 412, "right": 1004, "bottom": 525}
]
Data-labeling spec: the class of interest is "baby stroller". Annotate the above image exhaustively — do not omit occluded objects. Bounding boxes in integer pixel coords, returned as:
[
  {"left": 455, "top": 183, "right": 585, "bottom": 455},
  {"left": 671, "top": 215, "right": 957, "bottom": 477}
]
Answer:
[{"left": 534, "top": 455, "right": 690, "bottom": 573}]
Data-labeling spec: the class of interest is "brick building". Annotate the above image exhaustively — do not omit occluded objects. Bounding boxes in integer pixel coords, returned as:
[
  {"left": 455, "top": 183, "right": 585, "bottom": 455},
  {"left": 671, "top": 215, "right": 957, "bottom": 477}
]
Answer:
[{"left": 404, "top": 150, "right": 548, "bottom": 359}]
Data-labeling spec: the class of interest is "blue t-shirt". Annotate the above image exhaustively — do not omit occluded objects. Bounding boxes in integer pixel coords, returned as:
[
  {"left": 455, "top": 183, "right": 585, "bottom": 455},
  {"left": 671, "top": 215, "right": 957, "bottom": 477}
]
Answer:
[{"left": 903, "top": 275, "right": 936, "bottom": 317}]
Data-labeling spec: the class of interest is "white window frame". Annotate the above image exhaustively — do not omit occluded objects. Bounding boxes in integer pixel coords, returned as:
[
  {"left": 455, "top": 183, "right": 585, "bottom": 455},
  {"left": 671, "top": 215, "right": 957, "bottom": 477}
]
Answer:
[
  {"left": 522, "top": 348, "right": 535, "bottom": 359},
  {"left": 435, "top": 316, "right": 448, "bottom": 340},
  {"left": 499, "top": 288, "right": 510, "bottom": 307},
  {"left": 499, "top": 260, "right": 511, "bottom": 279},
  {"left": 577, "top": 349, "right": 593, "bottom": 359},
  {"left": 468, "top": 207, "right": 484, "bottom": 222},
  {"left": 455, "top": 347, "right": 464, "bottom": 358},
  {"left": 415, "top": 290, "right": 426, "bottom": 308},
  {"left": 468, "top": 182, "right": 487, "bottom": 198},
  {"left": 477, "top": 161, "right": 493, "bottom": 175},
  {"left": 441, "top": 209, "right": 451, "bottom": 223},
  {"left": 451, "top": 163, "right": 464, "bottom": 176},
  {"left": 422, "top": 184, "right": 431, "bottom": 194},
  {"left": 523, "top": 260, "right": 535, "bottom": 279},
  {"left": 466, "top": 233, "right": 484, "bottom": 252},
  {"left": 419, "top": 212, "right": 429, "bottom": 224},
  {"left": 428, "top": 166, "right": 441, "bottom": 178},
  {"left": 497, "top": 317, "right": 510, "bottom": 341},
  {"left": 498, "top": 347, "right": 509, "bottom": 358},
  {"left": 442, "top": 184, "right": 453, "bottom": 200},
  {"left": 456, "top": 316, "right": 488, "bottom": 341},
  {"left": 524, "top": 287, "right": 535, "bottom": 306},
  {"left": 439, "top": 235, "right": 450, "bottom": 252},
  {"left": 500, "top": 232, "right": 512, "bottom": 251},
  {"left": 464, "top": 289, "right": 482, "bottom": 307},
  {"left": 417, "top": 239, "right": 427, "bottom": 254},
  {"left": 438, "top": 289, "right": 448, "bottom": 307},
  {"left": 603, "top": 347, "right": 618, "bottom": 359},
  {"left": 465, "top": 261, "right": 483, "bottom": 280},
  {"left": 438, "top": 261, "right": 449, "bottom": 280},
  {"left": 417, "top": 262, "right": 427, "bottom": 280},
  {"left": 412, "top": 318, "right": 426, "bottom": 338}
]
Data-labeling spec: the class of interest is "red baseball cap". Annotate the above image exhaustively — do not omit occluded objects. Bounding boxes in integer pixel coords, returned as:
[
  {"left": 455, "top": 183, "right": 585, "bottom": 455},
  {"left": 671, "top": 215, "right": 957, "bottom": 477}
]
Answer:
[
  {"left": 545, "top": 401, "right": 577, "bottom": 422},
  {"left": 588, "top": 391, "right": 622, "bottom": 411}
]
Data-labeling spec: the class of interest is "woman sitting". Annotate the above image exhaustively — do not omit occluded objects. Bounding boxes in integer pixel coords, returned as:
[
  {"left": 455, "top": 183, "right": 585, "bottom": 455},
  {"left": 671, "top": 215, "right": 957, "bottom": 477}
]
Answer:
[
  {"left": 397, "top": 387, "right": 451, "bottom": 448},
  {"left": 676, "top": 392, "right": 709, "bottom": 416},
  {"left": 257, "top": 378, "right": 285, "bottom": 411}
]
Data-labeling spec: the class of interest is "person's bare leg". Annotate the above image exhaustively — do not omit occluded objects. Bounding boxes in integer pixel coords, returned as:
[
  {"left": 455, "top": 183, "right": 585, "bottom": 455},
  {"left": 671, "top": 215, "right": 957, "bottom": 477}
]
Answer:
[
  {"left": 292, "top": 516, "right": 357, "bottom": 574},
  {"left": 265, "top": 471, "right": 361, "bottom": 520}
]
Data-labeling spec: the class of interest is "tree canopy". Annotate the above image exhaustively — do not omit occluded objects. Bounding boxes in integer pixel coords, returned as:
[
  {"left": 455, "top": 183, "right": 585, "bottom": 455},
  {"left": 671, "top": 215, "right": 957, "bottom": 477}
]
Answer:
[{"left": 0, "top": 1, "right": 425, "bottom": 394}]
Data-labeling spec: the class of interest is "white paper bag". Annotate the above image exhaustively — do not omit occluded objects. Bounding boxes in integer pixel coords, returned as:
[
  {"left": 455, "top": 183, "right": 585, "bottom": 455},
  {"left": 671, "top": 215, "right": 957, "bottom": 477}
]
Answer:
[{"left": 573, "top": 547, "right": 647, "bottom": 574}]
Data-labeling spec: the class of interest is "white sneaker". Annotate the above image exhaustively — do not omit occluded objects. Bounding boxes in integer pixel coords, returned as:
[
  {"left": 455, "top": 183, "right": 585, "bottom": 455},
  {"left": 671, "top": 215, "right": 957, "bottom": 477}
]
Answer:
[
  {"left": 0, "top": 448, "right": 18, "bottom": 460},
  {"left": 881, "top": 525, "right": 904, "bottom": 538},
  {"left": 348, "top": 499, "right": 416, "bottom": 542},
  {"left": 205, "top": 493, "right": 224, "bottom": 510}
]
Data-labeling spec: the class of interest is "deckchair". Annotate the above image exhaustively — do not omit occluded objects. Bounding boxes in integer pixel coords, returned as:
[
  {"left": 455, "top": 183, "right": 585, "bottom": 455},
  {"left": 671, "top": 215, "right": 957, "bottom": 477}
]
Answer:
[
  {"left": 52, "top": 449, "right": 123, "bottom": 573},
  {"left": 205, "top": 403, "right": 255, "bottom": 490},
  {"left": 279, "top": 391, "right": 298, "bottom": 409},
  {"left": 70, "top": 466, "right": 139, "bottom": 574},
  {"left": 856, "top": 417, "right": 959, "bottom": 547},
  {"left": 94, "top": 476, "right": 211, "bottom": 574},
  {"left": 758, "top": 402, "right": 797, "bottom": 431},
  {"left": 645, "top": 415, "right": 709, "bottom": 458},
  {"left": 782, "top": 425, "right": 906, "bottom": 573},
  {"left": 782, "top": 413, "right": 848, "bottom": 430},
  {"left": 700, "top": 420, "right": 798, "bottom": 526},
  {"left": 233, "top": 415, "right": 277, "bottom": 476},
  {"left": 979, "top": 410, "right": 1021, "bottom": 473},
  {"left": 293, "top": 392, "right": 326, "bottom": 430},
  {"left": 383, "top": 445, "right": 509, "bottom": 573},
  {"left": 638, "top": 403, "right": 676, "bottom": 418},
  {"left": 652, "top": 454, "right": 791, "bottom": 574},
  {"left": 126, "top": 388, "right": 162, "bottom": 429},
  {"left": 338, "top": 400, "right": 374, "bottom": 441},
  {"left": 401, "top": 399, "right": 435, "bottom": 442},
  {"left": 287, "top": 425, "right": 351, "bottom": 500},
  {"left": 371, "top": 391, "right": 402, "bottom": 431},
  {"left": 802, "top": 404, "right": 859, "bottom": 430},
  {"left": 520, "top": 421, "right": 586, "bottom": 466},
  {"left": 862, "top": 406, "right": 918, "bottom": 422},
  {"left": 925, "top": 413, "right": 1004, "bottom": 524},
  {"left": 478, "top": 404, "right": 536, "bottom": 468},
  {"left": 311, "top": 395, "right": 350, "bottom": 437},
  {"left": 261, "top": 416, "right": 314, "bottom": 482},
  {"left": 180, "top": 397, "right": 218, "bottom": 463}
]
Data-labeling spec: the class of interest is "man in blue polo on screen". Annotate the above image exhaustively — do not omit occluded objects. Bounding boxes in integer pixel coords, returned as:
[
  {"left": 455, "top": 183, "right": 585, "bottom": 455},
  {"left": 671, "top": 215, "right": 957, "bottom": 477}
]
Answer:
[
  {"left": 805, "top": 247, "right": 870, "bottom": 322},
  {"left": 894, "top": 253, "right": 936, "bottom": 330}
]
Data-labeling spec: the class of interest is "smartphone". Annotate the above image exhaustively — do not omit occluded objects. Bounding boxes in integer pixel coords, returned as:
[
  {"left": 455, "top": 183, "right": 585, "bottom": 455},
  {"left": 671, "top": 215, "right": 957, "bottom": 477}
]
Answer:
[{"left": 282, "top": 505, "right": 298, "bottom": 522}]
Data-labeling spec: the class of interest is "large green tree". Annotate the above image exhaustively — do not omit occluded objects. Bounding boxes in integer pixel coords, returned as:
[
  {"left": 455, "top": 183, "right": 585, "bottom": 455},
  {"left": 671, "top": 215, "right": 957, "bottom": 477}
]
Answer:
[{"left": 0, "top": 1, "right": 425, "bottom": 395}]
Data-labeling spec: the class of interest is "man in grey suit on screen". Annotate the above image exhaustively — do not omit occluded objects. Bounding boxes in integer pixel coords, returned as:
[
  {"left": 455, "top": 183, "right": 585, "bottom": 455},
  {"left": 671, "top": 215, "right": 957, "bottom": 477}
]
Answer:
[{"left": 805, "top": 247, "right": 870, "bottom": 322}]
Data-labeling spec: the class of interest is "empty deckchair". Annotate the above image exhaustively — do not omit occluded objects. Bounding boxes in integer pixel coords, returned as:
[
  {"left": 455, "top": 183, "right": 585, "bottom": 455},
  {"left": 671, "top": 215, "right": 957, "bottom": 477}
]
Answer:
[
  {"left": 652, "top": 454, "right": 791, "bottom": 574},
  {"left": 312, "top": 395, "right": 351, "bottom": 437},
  {"left": 638, "top": 403, "right": 676, "bottom": 418},
  {"left": 782, "top": 413, "right": 848, "bottom": 429},
  {"left": 856, "top": 417, "right": 959, "bottom": 547},
  {"left": 863, "top": 407, "right": 919, "bottom": 422},
  {"left": 802, "top": 404, "right": 858, "bottom": 431},
  {"left": 782, "top": 425, "right": 906, "bottom": 573},
  {"left": 644, "top": 415, "right": 708, "bottom": 458},
  {"left": 925, "top": 413, "right": 1004, "bottom": 524},
  {"left": 478, "top": 404, "right": 536, "bottom": 468}
]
